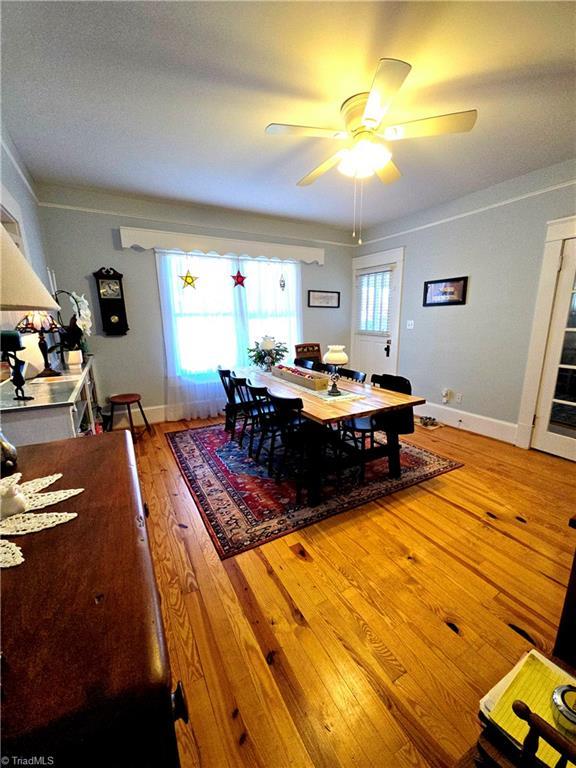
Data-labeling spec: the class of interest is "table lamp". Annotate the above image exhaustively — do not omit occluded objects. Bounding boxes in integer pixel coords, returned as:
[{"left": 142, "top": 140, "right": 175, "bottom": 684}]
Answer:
[
  {"left": 16, "top": 310, "right": 61, "bottom": 377},
  {"left": 0, "top": 224, "right": 60, "bottom": 470},
  {"left": 323, "top": 345, "right": 349, "bottom": 396}
]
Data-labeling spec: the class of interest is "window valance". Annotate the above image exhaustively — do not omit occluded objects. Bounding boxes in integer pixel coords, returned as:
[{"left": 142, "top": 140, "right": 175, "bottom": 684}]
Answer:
[{"left": 119, "top": 227, "right": 324, "bottom": 265}]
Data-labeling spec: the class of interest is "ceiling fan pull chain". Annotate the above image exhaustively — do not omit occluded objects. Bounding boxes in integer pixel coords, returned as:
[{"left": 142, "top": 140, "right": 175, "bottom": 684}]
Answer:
[
  {"left": 352, "top": 177, "right": 357, "bottom": 238},
  {"left": 358, "top": 179, "right": 364, "bottom": 245}
]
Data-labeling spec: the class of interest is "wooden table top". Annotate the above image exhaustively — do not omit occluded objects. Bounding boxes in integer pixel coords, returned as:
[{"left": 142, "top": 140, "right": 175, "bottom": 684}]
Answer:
[
  {"left": 1, "top": 431, "right": 170, "bottom": 745},
  {"left": 240, "top": 367, "right": 426, "bottom": 425}
]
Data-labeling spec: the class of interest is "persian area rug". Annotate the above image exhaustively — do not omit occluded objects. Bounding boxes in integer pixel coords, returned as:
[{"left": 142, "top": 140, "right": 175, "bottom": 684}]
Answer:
[{"left": 166, "top": 425, "right": 462, "bottom": 559}]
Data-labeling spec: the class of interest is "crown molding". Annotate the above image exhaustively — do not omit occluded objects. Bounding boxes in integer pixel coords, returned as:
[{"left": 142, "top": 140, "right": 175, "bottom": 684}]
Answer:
[
  {"left": 37, "top": 201, "right": 355, "bottom": 249},
  {"left": 1, "top": 138, "right": 38, "bottom": 203},
  {"left": 361, "top": 179, "right": 576, "bottom": 248}
]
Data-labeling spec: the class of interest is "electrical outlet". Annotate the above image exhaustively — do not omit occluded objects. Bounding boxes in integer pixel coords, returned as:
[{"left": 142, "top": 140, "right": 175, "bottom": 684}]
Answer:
[
  {"left": 406, "top": 320, "right": 414, "bottom": 330},
  {"left": 455, "top": 392, "right": 463, "bottom": 404}
]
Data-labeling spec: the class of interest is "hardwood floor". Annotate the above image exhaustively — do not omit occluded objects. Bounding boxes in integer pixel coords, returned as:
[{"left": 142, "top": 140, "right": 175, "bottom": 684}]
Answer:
[{"left": 135, "top": 420, "right": 575, "bottom": 768}]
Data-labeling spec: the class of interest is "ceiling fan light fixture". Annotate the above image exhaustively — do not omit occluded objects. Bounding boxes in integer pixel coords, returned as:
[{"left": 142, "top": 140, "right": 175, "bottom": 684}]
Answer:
[
  {"left": 362, "top": 91, "right": 384, "bottom": 129},
  {"left": 337, "top": 139, "right": 392, "bottom": 179},
  {"left": 382, "top": 125, "right": 404, "bottom": 141}
]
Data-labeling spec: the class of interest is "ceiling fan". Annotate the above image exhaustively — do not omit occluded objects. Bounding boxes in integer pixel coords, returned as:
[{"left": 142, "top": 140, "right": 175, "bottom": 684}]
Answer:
[{"left": 265, "top": 58, "right": 478, "bottom": 187}]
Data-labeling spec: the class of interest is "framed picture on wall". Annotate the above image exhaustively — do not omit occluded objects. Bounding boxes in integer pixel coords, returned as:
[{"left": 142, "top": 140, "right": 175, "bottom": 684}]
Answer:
[
  {"left": 423, "top": 276, "right": 468, "bottom": 306},
  {"left": 307, "top": 290, "right": 341, "bottom": 308}
]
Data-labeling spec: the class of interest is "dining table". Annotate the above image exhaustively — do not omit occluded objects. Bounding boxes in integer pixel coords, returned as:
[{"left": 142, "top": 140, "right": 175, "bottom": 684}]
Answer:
[{"left": 237, "top": 366, "right": 426, "bottom": 499}]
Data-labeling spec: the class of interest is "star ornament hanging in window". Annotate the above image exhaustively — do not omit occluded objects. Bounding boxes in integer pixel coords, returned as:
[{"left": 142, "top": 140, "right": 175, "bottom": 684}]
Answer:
[
  {"left": 231, "top": 270, "right": 246, "bottom": 287},
  {"left": 179, "top": 270, "right": 199, "bottom": 289}
]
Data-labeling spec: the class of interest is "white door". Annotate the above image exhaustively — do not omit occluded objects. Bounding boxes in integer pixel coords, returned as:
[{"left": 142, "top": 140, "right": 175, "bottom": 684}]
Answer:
[
  {"left": 532, "top": 238, "right": 576, "bottom": 461},
  {"left": 350, "top": 248, "right": 403, "bottom": 379}
]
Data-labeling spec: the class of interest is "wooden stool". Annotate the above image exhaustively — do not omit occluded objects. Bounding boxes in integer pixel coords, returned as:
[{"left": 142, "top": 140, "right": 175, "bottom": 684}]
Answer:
[{"left": 109, "top": 393, "right": 151, "bottom": 441}]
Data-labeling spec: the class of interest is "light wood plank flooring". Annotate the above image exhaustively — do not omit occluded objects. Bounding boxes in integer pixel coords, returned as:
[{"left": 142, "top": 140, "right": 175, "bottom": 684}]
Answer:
[{"left": 135, "top": 420, "right": 574, "bottom": 768}]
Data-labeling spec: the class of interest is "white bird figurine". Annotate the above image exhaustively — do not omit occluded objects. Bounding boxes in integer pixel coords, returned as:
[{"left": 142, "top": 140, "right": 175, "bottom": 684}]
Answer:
[{"left": 0, "top": 483, "right": 27, "bottom": 520}]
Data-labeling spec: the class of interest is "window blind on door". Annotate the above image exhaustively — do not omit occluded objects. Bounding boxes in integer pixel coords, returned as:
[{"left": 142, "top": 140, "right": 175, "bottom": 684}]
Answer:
[{"left": 356, "top": 267, "right": 393, "bottom": 335}]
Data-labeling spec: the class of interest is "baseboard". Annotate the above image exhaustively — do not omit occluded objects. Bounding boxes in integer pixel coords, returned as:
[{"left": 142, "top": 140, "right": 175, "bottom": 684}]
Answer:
[
  {"left": 108, "top": 403, "right": 225, "bottom": 427},
  {"left": 414, "top": 403, "right": 518, "bottom": 445},
  {"left": 111, "top": 400, "right": 519, "bottom": 446},
  {"left": 109, "top": 404, "right": 168, "bottom": 428}
]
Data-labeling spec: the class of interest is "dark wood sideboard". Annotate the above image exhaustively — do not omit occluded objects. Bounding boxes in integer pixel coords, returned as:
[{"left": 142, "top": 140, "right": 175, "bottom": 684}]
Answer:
[{"left": 1, "top": 431, "right": 186, "bottom": 767}]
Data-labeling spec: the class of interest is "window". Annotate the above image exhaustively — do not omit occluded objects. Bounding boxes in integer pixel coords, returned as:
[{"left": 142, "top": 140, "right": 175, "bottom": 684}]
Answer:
[
  {"left": 160, "top": 251, "right": 302, "bottom": 375},
  {"left": 356, "top": 268, "right": 392, "bottom": 335}
]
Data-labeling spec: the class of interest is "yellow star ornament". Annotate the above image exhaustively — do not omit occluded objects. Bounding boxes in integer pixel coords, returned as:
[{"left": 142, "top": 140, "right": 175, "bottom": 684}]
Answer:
[{"left": 179, "top": 270, "right": 199, "bottom": 289}]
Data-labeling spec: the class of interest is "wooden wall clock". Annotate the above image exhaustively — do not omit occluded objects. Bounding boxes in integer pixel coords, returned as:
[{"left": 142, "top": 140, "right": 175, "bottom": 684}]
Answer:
[{"left": 93, "top": 267, "right": 129, "bottom": 335}]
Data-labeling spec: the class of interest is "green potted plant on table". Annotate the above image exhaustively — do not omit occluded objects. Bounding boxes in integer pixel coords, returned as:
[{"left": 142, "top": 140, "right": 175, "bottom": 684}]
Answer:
[{"left": 247, "top": 336, "right": 288, "bottom": 372}]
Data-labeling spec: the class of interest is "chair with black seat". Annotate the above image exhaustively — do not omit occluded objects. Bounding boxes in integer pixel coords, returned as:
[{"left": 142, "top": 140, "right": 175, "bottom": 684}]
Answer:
[
  {"left": 228, "top": 374, "right": 258, "bottom": 446},
  {"left": 267, "top": 392, "right": 338, "bottom": 505},
  {"left": 294, "top": 358, "right": 315, "bottom": 370},
  {"left": 246, "top": 383, "right": 274, "bottom": 463},
  {"left": 218, "top": 368, "right": 238, "bottom": 433},
  {"left": 341, "top": 373, "right": 414, "bottom": 482},
  {"left": 266, "top": 392, "right": 311, "bottom": 504},
  {"left": 338, "top": 367, "right": 367, "bottom": 384},
  {"left": 311, "top": 360, "right": 333, "bottom": 373}
]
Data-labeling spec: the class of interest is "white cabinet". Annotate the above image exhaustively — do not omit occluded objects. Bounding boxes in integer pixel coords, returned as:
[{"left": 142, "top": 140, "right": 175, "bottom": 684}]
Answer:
[{"left": 0, "top": 359, "right": 97, "bottom": 446}]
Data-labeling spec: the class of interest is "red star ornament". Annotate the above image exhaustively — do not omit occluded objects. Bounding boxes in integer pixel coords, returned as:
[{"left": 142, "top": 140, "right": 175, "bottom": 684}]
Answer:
[{"left": 231, "top": 270, "right": 246, "bottom": 287}]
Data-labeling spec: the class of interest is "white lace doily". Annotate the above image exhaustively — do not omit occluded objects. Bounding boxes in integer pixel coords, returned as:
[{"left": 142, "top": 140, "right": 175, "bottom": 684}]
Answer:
[
  {"left": 1, "top": 473, "right": 84, "bottom": 511},
  {"left": 0, "top": 539, "right": 24, "bottom": 568},
  {"left": 0, "top": 473, "right": 84, "bottom": 568},
  {"left": 0, "top": 512, "right": 78, "bottom": 536}
]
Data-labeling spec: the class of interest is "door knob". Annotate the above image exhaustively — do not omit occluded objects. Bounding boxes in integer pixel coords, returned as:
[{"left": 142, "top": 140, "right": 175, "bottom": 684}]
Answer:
[{"left": 384, "top": 341, "right": 391, "bottom": 357}]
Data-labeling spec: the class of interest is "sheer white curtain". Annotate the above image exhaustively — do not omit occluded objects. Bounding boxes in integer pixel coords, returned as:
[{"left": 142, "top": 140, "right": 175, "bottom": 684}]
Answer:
[{"left": 156, "top": 249, "right": 302, "bottom": 419}]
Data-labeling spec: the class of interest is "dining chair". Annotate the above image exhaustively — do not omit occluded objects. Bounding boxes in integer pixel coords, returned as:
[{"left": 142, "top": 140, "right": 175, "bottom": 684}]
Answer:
[
  {"left": 229, "top": 374, "right": 258, "bottom": 446},
  {"left": 246, "top": 383, "right": 274, "bottom": 463},
  {"left": 218, "top": 368, "right": 238, "bottom": 433},
  {"left": 266, "top": 392, "right": 311, "bottom": 503},
  {"left": 338, "top": 367, "right": 367, "bottom": 383},
  {"left": 311, "top": 361, "right": 338, "bottom": 373},
  {"left": 294, "top": 358, "right": 315, "bottom": 370},
  {"left": 341, "top": 373, "right": 414, "bottom": 481}
]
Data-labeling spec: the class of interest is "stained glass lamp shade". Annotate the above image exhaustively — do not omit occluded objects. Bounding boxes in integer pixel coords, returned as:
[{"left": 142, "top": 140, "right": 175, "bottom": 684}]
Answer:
[{"left": 16, "top": 311, "right": 61, "bottom": 377}]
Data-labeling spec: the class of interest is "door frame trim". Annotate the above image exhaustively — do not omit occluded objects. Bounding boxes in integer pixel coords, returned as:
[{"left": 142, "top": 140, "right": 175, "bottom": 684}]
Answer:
[
  {"left": 351, "top": 247, "right": 404, "bottom": 375},
  {"left": 516, "top": 215, "right": 576, "bottom": 448}
]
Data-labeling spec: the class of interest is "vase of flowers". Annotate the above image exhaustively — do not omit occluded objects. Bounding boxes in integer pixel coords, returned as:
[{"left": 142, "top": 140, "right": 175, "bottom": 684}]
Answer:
[{"left": 247, "top": 336, "right": 288, "bottom": 370}]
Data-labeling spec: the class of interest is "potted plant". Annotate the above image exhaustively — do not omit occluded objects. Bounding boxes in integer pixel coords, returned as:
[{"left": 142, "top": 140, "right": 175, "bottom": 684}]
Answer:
[{"left": 247, "top": 336, "right": 288, "bottom": 370}]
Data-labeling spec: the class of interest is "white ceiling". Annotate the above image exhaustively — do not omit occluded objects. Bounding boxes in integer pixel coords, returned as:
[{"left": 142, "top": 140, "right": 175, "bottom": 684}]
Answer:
[{"left": 2, "top": 2, "right": 575, "bottom": 229}]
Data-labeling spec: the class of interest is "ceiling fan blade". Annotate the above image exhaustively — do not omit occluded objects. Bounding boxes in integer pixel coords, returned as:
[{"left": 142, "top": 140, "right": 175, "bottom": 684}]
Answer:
[
  {"left": 375, "top": 161, "right": 401, "bottom": 185},
  {"left": 266, "top": 123, "right": 347, "bottom": 140},
  {"left": 362, "top": 58, "right": 412, "bottom": 128},
  {"left": 379, "top": 110, "right": 478, "bottom": 141},
  {"left": 297, "top": 152, "right": 343, "bottom": 186}
]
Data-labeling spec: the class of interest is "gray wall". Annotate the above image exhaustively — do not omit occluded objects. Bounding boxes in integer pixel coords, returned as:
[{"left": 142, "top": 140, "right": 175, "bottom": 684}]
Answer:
[
  {"left": 38, "top": 184, "right": 353, "bottom": 408},
  {"left": 1, "top": 136, "right": 48, "bottom": 286},
  {"left": 356, "top": 159, "right": 576, "bottom": 424}
]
